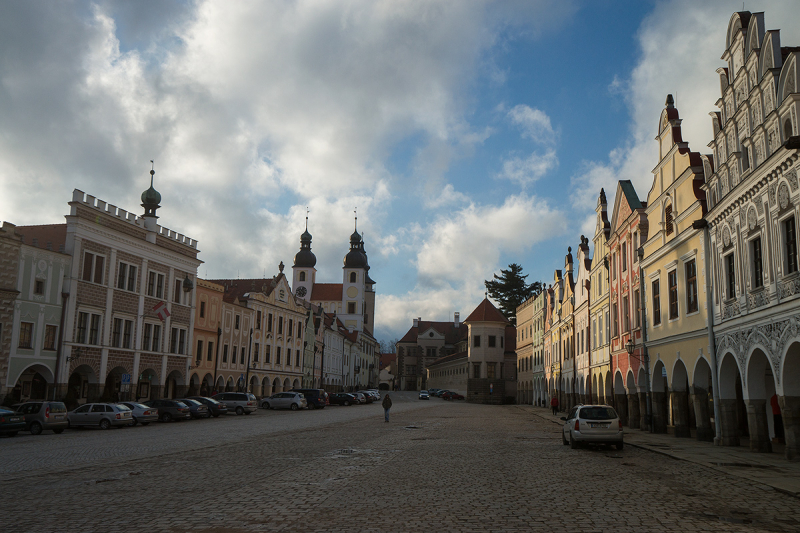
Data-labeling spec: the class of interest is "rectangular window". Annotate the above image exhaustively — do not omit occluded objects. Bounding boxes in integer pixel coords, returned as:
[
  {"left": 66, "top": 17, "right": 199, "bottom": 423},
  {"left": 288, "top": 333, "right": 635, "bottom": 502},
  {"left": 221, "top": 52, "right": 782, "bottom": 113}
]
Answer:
[
  {"left": 634, "top": 290, "right": 640, "bottom": 328},
  {"left": 288, "top": 319, "right": 293, "bottom": 336},
  {"left": 147, "top": 271, "right": 165, "bottom": 298},
  {"left": 207, "top": 341, "right": 214, "bottom": 362},
  {"left": 296, "top": 351, "right": 301, "bottom": 366},
  {"left": 117, "top": 262, "right": 137, "bottom": 291},
  {"left": 347, "top": 302, "right": 356, "bottom": 314},
  {"left": 726, "top": 254, "right": 736, "bottom": 299},
  {"left": 253, "top": 343, "right": 259, "bottom": 363},
  {"left": 19, "top": 322, "right": 33, "bottom": 348},
  {"left": 652, "top": 279, "right": 661, "bottom": 325},
  {"left": 752, "top": 237, "right": 763, "bottom": 288},
  {"left": 171, "top": 328, "right": 178, "bottom": 353},
  {"left": 43, "top": 324, "right": 57, "bottom": 350},
  {"left": 278, "top": 316, "right": 283, "bottom": 335},
  {"left": 785, "top": 216, "right": 798, "bottom": 275},
  {"left": 276, "top": 346, "right": 281, "bottom": 365},
  {"left": 612, "top": 304, "right": 618, "bottom": 337},
  {"left": 233, "top": 346, "right": 238, "bottom": 364},
  {"left": 474, "top": 335, "right": 481, "bottom": 347},
  {"left": 152, "top": 325, "right": 161, "bottom": 352},
  {"left": 665, "top": 205, "right": 674, "bottom": 235},
  {"left": 200, "top": 301, "right": 206, "bottom": 318},
  {"left": 173, "top": 279, "right": 182, "bottom": 303},
  {"left": 488, "top": 335, "right": 496, "bottom": 348},
  {"left": 222, "top": 345, "right": 229, "bottom": 363},
  {"left": 143, "top": 323, "right": 152, "bottom": 351},
  {"left": 197, "top": 340, "right": 204, "bottom": 362},
  {"left": 265, "top": 345, "right": 271, "bottom": 363},
  {"left": 486, "top": 362, "right": 496, "bottom": 379},
  {"left": 298, "top": 322, "right": 302, "bottom": 337},
  {"left": 235, "top": 315, "right": 240, "bottom": 330},
  {"left": 256, "top": 311, "right": 261, "bottom": 330},
  {"left": 622, "top": 296, "right": 629, "bottom": 332},
  {"left": 622, "top": 244, "right": 627, "bottom": 272},
  {"left": 268, "top": 313, "right": 273, "bottom": 332},
  {"left": 82, "top": 252, "right": 105, "bottom": 284},
  {"left": 179, "top": 329, "right": 186, "bottom": 355},
  {"left": 89, "top": 314, "right": 101, "bottom": 345},
  {"left": 34, "top": 280, "right": 45, "bottom": 295},
  {"left": 241, "top": 347, "right": 245, "bottom": 365},
  {"left": 668, "top": 270, "right": 678, "bottom": 319},
  {"left": 113, "top": 318, "right": 123, "bottom": 348},
  {"left": 685, "top": 259, "right": 698, "bottom": 313}
]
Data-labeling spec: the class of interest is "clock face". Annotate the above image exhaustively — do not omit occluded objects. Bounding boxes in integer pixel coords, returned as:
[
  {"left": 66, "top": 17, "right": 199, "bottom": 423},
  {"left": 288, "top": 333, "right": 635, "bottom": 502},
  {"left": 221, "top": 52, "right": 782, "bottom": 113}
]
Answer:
[{"left": 296, "top": 286, "right": 307, "bottom": 297}]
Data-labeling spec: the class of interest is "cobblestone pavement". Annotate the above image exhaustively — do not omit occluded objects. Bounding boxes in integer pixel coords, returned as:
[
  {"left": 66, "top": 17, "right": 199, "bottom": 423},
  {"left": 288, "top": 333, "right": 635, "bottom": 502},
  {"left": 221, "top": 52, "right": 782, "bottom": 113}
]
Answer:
[{"left": 3, "top": 393, "right": 800, "bottom": 532}]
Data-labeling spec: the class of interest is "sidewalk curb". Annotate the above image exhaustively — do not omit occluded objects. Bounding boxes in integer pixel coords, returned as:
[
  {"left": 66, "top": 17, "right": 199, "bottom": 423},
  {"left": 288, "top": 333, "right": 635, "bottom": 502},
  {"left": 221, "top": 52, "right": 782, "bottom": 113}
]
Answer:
[{"left": 529, "top": 408, "right": 800, "bottom": 499}]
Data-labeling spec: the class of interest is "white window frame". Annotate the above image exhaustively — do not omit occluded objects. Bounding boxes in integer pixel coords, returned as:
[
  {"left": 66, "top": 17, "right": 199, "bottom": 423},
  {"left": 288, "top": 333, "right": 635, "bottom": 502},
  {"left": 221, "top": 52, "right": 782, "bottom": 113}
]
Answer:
[
  {"left": 142, "top": 321, "right": 163, "bottom": 352},
  {"left": 146, "top": 270, "right": 165, "bottom": 299},
  {"left": 112, "top": 316, "right": 135, "bottom": 349},
  {"left": 117, "top": 262, "right": 138, "bottom": 292},
  {"left": 76, "top": 310, "right": 103, "bottom": 345},
  {"left": 81, "top": 251, "right": 106, "bottom": 285},
  {"left": 170, "top": 326, "right": 188, "bottom": 355}
]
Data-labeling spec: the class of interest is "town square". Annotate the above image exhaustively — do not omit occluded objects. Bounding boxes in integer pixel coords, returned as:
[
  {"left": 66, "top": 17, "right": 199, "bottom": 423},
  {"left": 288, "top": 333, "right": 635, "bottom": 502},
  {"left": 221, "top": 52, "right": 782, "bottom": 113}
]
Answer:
[{"left": 2, "top": 1, "right": 800, "bottom": 531}]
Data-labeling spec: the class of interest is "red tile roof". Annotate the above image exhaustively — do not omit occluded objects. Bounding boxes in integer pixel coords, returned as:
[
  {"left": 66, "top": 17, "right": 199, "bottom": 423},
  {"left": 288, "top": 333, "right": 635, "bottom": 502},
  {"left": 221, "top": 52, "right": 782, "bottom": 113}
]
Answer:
[
  {"left": 397, "top": 321, "right": 468, "bottom": 345},
  {"left": 207, "top": 278, "right": 277, "bottom": 304},
  {"left": 16, "top": 224, "right": 67, "bottom": 252},
  {"left": 311, "top": 283, "right": 342, "bottom": 301},
  {"left": 464, "top": 298, "right": 508, "bottom": 324}
]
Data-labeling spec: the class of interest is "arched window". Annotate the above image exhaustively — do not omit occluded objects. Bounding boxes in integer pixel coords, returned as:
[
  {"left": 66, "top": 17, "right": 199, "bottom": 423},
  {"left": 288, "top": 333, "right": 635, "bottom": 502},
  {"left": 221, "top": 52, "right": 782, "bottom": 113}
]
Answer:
[
  {"left": 349, "top": 272, "right": 356, "bottom": 283},
  {"left": 299, "top": 271, "right": 306, "bottom": 282},
  {"left": 664, "top": 203, "right": 674, "bottom": 236}
]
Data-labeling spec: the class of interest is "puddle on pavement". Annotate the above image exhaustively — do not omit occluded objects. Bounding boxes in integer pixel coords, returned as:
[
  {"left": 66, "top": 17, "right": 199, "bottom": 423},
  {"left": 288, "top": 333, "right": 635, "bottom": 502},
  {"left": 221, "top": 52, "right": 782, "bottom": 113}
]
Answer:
[{"left": 404, "top": 426, "right": 420, "bottom": 429}]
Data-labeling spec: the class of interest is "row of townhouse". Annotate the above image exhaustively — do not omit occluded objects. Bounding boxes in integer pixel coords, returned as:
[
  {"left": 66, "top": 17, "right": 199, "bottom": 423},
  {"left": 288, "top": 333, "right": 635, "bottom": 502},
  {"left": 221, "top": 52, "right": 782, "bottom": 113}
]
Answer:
[
  {"left": 0, "top": 174, "right": 379, "bottom": 407},
  {"left": 517, "top": 10, "right": 800, "bottom": 461}
]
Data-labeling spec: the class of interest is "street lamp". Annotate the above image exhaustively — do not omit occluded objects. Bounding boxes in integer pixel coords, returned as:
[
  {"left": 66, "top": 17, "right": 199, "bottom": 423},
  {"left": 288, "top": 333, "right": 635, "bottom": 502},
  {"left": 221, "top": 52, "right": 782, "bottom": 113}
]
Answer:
[
  {"left": 625, "top": 338, "right": 635, "bottom": 357},
  {"left": 65, "top": 347, "right": 82, "bottom": 363}
]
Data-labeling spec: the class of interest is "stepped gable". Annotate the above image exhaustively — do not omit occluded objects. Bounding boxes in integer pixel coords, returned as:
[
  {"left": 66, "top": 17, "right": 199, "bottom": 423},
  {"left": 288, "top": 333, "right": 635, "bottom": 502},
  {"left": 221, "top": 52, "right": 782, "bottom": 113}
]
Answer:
[{"left": 464, "top": 298, "right": 508, "bottom": 324}]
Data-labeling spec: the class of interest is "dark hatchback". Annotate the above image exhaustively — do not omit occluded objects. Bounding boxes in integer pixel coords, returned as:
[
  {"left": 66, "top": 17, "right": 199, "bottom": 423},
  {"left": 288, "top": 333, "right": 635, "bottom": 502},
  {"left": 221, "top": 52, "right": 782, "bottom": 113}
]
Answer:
[
  {"left": 291, "top": 389, "right": 329, "bottom": 409},
  {"left": 0, "top": 407, "right": 25, "bottom": 437},
  {"left": 328, "top": 393, "right": 357, "bottom": 406},
  {"left": 144, "top": 399, "right": 192, "bottom": 422},
  {"left": 188, "top": 396, "right": 228, "bottom": 417}
]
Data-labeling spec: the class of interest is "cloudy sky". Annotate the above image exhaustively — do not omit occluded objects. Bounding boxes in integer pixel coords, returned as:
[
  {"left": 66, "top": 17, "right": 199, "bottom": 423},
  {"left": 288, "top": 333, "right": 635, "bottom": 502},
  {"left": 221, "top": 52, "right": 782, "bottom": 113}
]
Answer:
[{"left": 1, "top": 1, "right": 799, "bottom": 343}]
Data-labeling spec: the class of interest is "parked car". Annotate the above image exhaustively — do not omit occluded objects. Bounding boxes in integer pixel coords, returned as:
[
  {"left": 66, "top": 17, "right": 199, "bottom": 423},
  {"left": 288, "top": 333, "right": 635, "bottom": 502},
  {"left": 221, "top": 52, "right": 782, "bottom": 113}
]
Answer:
[
  {"left": 419, "top": 390, "right": 430, "bottom": 400},
  {"left": 12, "top": 401, "right": 68, "bottom": 434},
  {"left": 351, "top": 392, "right": 367, "bottom": 404},
  {"left": 188, "top": 396, "right": 228, "bottom": 417},
  {"left": 214, "top": 392, "right": 258, "bottom": 415},
  {"left": 363, "top": 390, "right": 381, "bottom": 402},
  {"left": 441, "top": 391, "right": 464, "bottom": 400},
  {"left": 68, "top": 403, "right": 132, "bottom": 429},
  {"left": 143, "top": 399, "right": 192, "bottom": 422},
  {"left": 433, "top": 389, "right": 448, "bottom": 397},
  {"left": 118, "top": 402, "right": 159, "bottom": 426},
  {"left": 329, "top": 393, "right": 357, "bottom": 406},
  {"left": 176, "top": 398, "right": 210, "bottom": 419},
  {"left": 0, "top": 407, "right": 26, "bottom": 437},
  {"left": 561, "top": 405, "right": 623, "bottom": 450},
  {"left": 260, "top": 392, "right": 307, "bottom": 410},
  {"left": 355, "top": 390, "right": 374, "bottom": 404},
  {"left": 428, "top": 388, "right": 441, "bottom": 396},
  {"left": 291, "top": 389, "right": 328, "bottom": 409}
]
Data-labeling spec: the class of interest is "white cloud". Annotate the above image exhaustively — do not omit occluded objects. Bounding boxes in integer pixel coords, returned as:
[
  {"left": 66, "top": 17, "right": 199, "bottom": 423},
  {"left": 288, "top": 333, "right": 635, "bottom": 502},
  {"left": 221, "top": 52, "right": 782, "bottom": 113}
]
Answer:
[
  {"left": 499, "top": 149, "right": 558, "bottom": 186},
  {"left": 497, "top": 104, "right": 558, "bottom": 185},
  {"left": 508, "top": 104, "right": 556, "bottom": 144}
]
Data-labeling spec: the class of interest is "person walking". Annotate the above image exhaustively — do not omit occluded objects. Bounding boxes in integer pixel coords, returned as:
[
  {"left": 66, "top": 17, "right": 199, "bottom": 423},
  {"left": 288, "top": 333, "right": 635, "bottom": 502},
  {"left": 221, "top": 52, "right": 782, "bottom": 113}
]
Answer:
[
  {"left": 550, "top": 394, "right": 559, "bottom": 416},
  {"left": 382, "top": 393, "right": 392, "bottom": 423}
]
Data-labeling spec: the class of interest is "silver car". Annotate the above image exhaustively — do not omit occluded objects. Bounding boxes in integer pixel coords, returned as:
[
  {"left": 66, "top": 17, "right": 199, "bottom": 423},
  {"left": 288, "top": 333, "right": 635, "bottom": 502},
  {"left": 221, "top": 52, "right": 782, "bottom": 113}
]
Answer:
[
  {"left": 214, "top": 392, "right": 258, "bottom": 415},
  {"left": 260, "top": 392, "right": 307, "bottom": 410},
  {"left": 351, "top": 392, "right": 367, "bottom": 404},
  {"left": 118, "top": 402, "right": 159, "bottom": 426},
  {"left": 12, "top": 401, "right": 68, "bottom": 434},
  {"left": 561, "top": 405, "right": 623, "bottom": 450},
  {"left": 68, "top": 403, "right": 133, "bottom": 429}
]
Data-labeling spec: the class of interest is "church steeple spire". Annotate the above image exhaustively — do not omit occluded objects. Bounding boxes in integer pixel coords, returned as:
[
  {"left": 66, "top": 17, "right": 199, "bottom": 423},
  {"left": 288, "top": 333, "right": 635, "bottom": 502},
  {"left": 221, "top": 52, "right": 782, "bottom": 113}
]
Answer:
[{"left": 141, "top": 160, "right": 161, "bottom": 218}]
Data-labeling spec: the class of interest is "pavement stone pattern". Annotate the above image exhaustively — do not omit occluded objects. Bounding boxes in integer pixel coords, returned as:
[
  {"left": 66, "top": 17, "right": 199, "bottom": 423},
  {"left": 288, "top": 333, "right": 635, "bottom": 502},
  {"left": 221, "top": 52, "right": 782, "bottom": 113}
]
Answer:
[{"left": 2, "top": 392, "right": 800, "bottom": 532}]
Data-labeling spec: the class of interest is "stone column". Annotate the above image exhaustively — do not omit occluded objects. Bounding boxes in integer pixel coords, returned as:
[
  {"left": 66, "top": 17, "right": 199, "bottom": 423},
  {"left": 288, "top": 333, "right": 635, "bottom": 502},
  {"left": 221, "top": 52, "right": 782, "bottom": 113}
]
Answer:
[
  {"left": 638, "top": 391, "right": 648, "bottom": 430},
  {"left": 615, "top": 393, "right": 628, "bottom": 426},
  {"left": 745, "top": 399, "right": 772, "bottom": 452},
  {"left": 692, "top": 388, "right": 714, "bottom": 442},
  {"left": 651, "top": 392, "right": 668, "bottom": 433},
  {"left": 718, "top": 398, "right": 740, "bottom": 446},
  {"left": 628, "top": 393, "right": 640, "bottom": 429},
  {"left": 782, "top": 396, "right": 800, "bottom": 461},
  {"left": 671, "top": 390, "right": 691, "bottom": 438}
]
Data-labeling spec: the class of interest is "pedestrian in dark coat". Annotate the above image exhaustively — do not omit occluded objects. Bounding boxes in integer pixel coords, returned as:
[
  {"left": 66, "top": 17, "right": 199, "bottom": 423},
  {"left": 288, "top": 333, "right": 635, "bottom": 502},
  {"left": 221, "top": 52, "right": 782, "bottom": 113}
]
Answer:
[
  {"left": 550, "top": 395, "right": 559, "bottom": 416},
  {"left": 382, "top": 394, "right": 392, "bottom": 423}
]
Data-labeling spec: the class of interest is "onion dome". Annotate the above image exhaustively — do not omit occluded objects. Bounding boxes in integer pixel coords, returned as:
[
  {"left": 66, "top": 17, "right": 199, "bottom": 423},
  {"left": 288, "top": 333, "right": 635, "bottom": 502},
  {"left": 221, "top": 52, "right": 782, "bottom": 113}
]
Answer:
[
  {"left": 141, "top": 168, "right": 161, "bottom": 217},
  {"left": 294, "top": 227, "right": 317, "bottom": 268},
  {"left": 344, "top": 247, "right": 367, "bottom": 268}
]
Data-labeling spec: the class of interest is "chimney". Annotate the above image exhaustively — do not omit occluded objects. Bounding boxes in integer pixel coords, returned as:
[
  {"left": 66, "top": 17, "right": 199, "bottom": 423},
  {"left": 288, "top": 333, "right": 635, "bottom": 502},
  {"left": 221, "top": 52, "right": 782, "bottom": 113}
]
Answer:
[
  {"left": 413, "top": 317, "right": 419, "bottom": 328},
  {"left": 454, "top": 312, "right": 460, "bottom": 328}
]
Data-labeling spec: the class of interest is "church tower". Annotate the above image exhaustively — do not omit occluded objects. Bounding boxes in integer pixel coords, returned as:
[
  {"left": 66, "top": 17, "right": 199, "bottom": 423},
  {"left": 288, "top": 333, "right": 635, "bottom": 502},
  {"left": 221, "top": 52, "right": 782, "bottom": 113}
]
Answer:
[
  {"left": 340, "top": 217, "right": 367, "bottom": 332},
  {"left": 292, "top": 215, "right": 316, "bottom": 301}
]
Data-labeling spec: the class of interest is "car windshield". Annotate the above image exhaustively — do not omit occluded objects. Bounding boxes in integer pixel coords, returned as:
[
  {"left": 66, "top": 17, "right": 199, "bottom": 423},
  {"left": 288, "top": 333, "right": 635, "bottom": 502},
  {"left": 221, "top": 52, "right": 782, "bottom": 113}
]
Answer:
[
  {"left": 175, "top": 401, "right": 189, "bottom": 408},
  {"left": 116, "top": 404, "right": 131, "bottom": 411},
  {"left": 579, "top": 407, "right": 617, "bottom": 420},
  {"left": 247, "top": 394, "right": 256, "bottom": 401},
  {"left": 130, "top": 403, "right": 149, "bottom": 409},
  {"left": 181, "top": 399, "right": 200, "bottom": 406},
  {"left": 49, "top": 403, "right": 67, "bottom": 413}
]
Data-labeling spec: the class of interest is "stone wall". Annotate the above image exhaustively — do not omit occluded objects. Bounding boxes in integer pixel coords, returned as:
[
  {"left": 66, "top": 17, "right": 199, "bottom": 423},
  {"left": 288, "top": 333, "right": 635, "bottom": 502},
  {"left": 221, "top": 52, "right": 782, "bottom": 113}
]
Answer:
[{"left": 467, "top": 378, "right": 507, "bottom": 405}]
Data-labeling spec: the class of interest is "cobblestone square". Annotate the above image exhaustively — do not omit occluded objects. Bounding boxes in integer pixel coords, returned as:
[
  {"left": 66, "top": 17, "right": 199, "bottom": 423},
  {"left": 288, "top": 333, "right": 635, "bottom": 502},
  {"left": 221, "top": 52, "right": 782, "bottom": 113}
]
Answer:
[{"left": 2, "top": 394, "right": 799, "bottom": 532}]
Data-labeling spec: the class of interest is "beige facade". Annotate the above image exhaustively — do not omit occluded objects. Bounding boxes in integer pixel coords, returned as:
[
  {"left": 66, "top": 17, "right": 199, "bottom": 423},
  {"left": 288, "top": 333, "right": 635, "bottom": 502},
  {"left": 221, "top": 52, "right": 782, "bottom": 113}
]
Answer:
[
  {"left": 515, "top": 296, "right": 534, "bottom": 404},
  {"left": 589, "top": 189, "right": 612, "bottom": 406}
]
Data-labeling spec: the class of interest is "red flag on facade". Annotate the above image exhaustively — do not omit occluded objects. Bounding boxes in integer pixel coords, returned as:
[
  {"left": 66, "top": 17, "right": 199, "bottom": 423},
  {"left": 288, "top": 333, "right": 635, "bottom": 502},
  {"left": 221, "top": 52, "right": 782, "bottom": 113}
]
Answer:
[{"left": 153, "top": 301, "right": 170, "bottom": 321}]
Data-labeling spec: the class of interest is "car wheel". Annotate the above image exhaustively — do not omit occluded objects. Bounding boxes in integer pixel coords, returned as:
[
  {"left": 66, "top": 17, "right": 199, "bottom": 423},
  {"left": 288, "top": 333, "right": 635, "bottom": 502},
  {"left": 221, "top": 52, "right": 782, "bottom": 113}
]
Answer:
[
  {"left": 309, "top": 403, "right": 316, "bottom": 410},
  {"left": 161, "top": 413, "right": 172, "bottom": 423},
  {"left": 562, "top": 431, "right": 568, "bottom": 445},
  {"left": 30, "top": 422, "right": 43, "bottom": 435},
  {"left": 290, "top": 403, "right": 299, "bottom": 411},
  {"left": 569, "top": 433, "right": 579, "bottom": 449},
  {"left": 129, "top": 418, "right": 138, "bottom": 427},
  {"left": 235, "top": 406, "right": 244, "bottom": 416},
  {"left": 616, "top": 440, "right": 624, "bottom": 450},
  {"left": 99, "top": 419, "right": 111, "bottom": 430},
  {"left": 141, "top": 422, "right": 150, "bottom": 426},
  {"left": 53, "top": 428, "right": 64, "bottom": 434},
  {"left": 343, "top": 401, "right": 350, "bottom": 406},
  {"left": 262, "top": 403, "right": 270, "bottom": 410}
]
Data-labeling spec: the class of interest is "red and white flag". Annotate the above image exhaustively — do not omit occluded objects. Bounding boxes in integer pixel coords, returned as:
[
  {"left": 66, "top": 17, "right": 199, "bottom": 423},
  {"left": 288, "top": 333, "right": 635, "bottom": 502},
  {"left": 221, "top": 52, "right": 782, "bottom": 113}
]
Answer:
[{"left": 153, "top": 301, "right": 170, "bottom": 321}]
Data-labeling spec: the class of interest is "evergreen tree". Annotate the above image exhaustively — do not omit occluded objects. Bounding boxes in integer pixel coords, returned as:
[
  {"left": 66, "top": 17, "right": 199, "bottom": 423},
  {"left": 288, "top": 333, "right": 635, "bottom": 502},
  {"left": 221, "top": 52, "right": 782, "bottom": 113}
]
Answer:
[{"left": 484, "top": 263, "right": 541, "bottom": 323}]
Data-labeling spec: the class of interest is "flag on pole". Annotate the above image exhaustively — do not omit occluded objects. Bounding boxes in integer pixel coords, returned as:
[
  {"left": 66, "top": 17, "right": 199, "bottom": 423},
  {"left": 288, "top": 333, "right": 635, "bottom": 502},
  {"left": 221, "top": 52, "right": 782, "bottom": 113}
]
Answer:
[{"left": 153, "top": 301, "right": 170, "bottom": 321}]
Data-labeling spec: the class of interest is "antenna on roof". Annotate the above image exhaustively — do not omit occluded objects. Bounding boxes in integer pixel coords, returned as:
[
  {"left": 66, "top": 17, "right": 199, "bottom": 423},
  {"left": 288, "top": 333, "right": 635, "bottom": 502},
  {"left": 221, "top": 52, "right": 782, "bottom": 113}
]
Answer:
[
  {"left": 354, "top": 207, "right": 358, "bottom": 231},
  {"left": 306, "top": 207, "right": 309, "bottom": 230}
]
